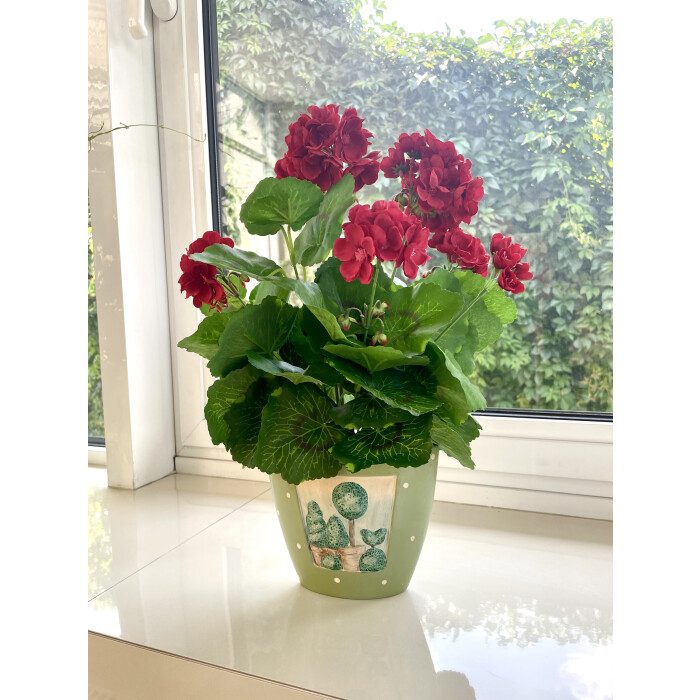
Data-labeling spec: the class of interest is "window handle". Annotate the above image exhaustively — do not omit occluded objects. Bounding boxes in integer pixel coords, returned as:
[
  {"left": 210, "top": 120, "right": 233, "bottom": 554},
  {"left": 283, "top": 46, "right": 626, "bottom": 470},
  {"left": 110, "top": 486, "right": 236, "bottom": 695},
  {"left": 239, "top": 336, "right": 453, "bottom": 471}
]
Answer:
[{"left": 128, "top": 0, "right": 178, "bottom": 40}]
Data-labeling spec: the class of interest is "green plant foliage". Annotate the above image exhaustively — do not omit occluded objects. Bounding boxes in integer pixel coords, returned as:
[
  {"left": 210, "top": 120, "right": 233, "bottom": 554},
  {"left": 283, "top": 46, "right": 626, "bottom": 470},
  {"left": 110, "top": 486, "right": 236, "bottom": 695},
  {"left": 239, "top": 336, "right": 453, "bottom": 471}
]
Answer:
[
  {"left": 332, "top": 481, "right": 369, "bottom": 520},
  {"left": 240, "top": 176, "right": 324, "bottom": 235},
  {"left": 325, "top": 515, "right": 350, "bottom": 549},
  {"left": 360, "top": 528, "right": 387, "bottom": 547},
  {"left": 189, "top": 244, "right": 284, "bottom": 278},
  {"left": 207, "top": 296, "right": 298, "bottom": 377},
  {"left": 359, "top": 548, "right": 387, "bottom": 572},
  {"left": 255, "top": 383, "right": 348, "bottom": 483},
  {"left": 330, "top": 393, "right": 412, "bottom": 430},
  {"left": 331, "top": 413, "right": 433, "bottom": 472},
  {"left": 177, "top": 312, "right": 232, "bottom": 360},
  {"left": 322, "top": 344, "right": 429, "bottom": 374},
  {"left": 88, "top": 226, "right": 104, "bottom": 438},
  {"left": 430, "top": 415, "right": 481, "bottom": 469},
  {"left": 295, "top": 174, "right": 356, "bottom": 266}
]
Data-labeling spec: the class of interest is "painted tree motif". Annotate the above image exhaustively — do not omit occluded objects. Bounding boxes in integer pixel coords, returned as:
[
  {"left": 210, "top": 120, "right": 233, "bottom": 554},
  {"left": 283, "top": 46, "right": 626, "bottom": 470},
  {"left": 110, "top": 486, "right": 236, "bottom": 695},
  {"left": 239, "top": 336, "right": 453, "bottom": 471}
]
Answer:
[
  {"left": 325, "top": 515, "right": 350, "bottom": 549},
  {"left": 305, "top": 500, "right": 327, "bottom": 546},
  {"left": 332, "top": 481, "right": 368, "bottom": 547}
]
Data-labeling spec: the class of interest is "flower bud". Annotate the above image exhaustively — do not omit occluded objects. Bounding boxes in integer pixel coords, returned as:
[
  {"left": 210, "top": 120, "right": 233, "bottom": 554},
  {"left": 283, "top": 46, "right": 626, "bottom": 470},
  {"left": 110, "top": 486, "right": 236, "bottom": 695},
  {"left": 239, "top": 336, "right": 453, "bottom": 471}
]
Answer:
[
  {"left": 370, "top": 332, "right": 388, "bottom": 346},
  {"left": 371, "top": 300, "right": 390, "bottom": 318}
]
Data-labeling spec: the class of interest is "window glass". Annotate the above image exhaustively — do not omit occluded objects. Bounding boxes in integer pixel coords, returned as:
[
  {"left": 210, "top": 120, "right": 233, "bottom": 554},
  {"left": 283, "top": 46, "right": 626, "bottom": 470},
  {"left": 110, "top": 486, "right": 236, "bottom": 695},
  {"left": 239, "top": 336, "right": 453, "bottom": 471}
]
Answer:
[
  {"left": 88, "top": 194, "right": 105, "bottom": 441},
  {"left": 210, "top": 0, "right": 613, "bottom": 413}
]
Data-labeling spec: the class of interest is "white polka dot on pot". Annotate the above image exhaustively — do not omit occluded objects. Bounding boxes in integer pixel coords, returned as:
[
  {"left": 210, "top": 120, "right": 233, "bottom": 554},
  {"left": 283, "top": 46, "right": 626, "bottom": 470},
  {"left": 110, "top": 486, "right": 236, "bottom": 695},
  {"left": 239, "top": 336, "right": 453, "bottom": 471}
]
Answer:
[
  {"left": 334, "top": 577, "right": 340, "bottom": 583},
  {"left": 402, "top": 483, "right": 409, "bottom": 489},
  {"left": 381, "top": 580, "right": 387, "bottom": 585},
  {"left": 286, "top": 492, "right": 291, "bottom": 499},
  {"left": 296, "top": 543, "right": 301, "bottom": 549},
  {"left": 410, "top": 536, "right": 415, "bottom": 542}
]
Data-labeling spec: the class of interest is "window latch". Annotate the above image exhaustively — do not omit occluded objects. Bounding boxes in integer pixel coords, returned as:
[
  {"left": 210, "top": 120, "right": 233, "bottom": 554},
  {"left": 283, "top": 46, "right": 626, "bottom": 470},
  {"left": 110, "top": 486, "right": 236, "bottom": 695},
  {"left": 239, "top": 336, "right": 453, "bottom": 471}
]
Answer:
[{"left": 128, "top": 0, "right": 178, "bottom": 40}]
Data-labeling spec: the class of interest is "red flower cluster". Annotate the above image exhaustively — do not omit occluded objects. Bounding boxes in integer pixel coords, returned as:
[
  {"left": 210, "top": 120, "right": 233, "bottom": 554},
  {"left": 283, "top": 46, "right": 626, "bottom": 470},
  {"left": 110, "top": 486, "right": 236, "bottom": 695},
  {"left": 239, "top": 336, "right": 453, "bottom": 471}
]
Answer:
[
  {"left": 274, "top": 105, "right": 380, "bottom": 193},
  {"left": 333, "top": 201, "right": 431, "bottom": 283},
  {"left": 380, "top": 129, "right": 484, "bottom": 233},
  {"left": 490, "top": 233, "right": 533, "bottom": 294},
  {"left": 178, "top": 231, "right": 234, "bottom": 310},
  {"left": 429, "top": 229, "right": 489, "bottom": 277}
]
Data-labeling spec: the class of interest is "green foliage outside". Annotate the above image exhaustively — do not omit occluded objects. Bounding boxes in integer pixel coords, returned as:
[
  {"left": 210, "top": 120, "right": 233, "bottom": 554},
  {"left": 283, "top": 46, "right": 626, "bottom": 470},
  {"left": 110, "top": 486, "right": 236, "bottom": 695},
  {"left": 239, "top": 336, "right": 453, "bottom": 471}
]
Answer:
[
  {"left": 214, "top": 0, "right": 613, "bottom": 412},
  {"left": 88, "top": 207, "right": 104, "bottom": 438}
]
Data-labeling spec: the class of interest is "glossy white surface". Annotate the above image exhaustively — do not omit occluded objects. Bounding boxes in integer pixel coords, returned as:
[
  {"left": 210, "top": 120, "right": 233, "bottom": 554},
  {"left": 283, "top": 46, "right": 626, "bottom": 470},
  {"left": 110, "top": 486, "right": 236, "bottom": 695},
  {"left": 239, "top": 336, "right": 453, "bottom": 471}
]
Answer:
[{"left": 88, "top": 468, "right": 612, "bottom": 699}]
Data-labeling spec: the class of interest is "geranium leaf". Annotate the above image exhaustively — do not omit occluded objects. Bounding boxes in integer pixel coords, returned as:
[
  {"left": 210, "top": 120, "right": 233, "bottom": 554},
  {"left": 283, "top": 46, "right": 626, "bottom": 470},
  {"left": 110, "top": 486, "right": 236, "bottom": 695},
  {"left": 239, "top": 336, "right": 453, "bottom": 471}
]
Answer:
[
  {"left": 254, "top": 383, "right": 347, "bottom": 483},
  {"left": 441, "top": 348, "right": 487, "bottom": 411},
  {"left": 295, "top": 174, "right": 355, "bottom": 266},
  {"left": 424, "top": 343, "right": 474, "bottom": 423},
  {"left": 331, "top": 413, "right": 433, "bottom": 472},
  {"left": 189, "top": 243, "right": 284, "bottom": 278},
  {"left": 246, "top": 350, "right": 324, "bottom": 386},
  {"left": 330, "top": 393, "right": 412, "bottom": 430},
  {"left": 204, "top": 364, "right": 262, "bottom": 447},
  {"left": 381, "top": 282, "right": 463, "bottom": 354},
  {"left": 430, "top": 415, "right": 481, "bottom": 469},
  {"left": 315, "top": 257, "right": 392, "bottom": 314},
  {"left": 224, "top": 377, "right": 279, "bottom": 468},
  {"left": 482, "top": 286, "right": 517, "bottom": 324},
  {"left": 240, "top": 177, "right": 324, "bottom": 235},
  {"left": 177, "top": 312, "right": 231, "bottom": 360},
  {"left": 326, "top": 356, "right": 442, "bottom": 415},
  {"left": 207, "top": 296, "right": 298, "bottom": 377},
  {"left": 306, "top": 305, "right": 359, "bottom": 344},
  {"left": 253, "top": 277, "right": 326, "bottom": 308},
  {"left": 322, "top": 344, "right": 430, "bottom": 374}
]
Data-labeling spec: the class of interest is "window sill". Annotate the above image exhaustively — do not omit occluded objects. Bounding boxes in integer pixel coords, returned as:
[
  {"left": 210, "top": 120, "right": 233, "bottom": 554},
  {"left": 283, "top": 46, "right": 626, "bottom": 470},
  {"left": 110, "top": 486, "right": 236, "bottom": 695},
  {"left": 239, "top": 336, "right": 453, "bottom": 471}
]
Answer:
[{"left": 88, "top": 467, "right": 612, "bottom": 698}]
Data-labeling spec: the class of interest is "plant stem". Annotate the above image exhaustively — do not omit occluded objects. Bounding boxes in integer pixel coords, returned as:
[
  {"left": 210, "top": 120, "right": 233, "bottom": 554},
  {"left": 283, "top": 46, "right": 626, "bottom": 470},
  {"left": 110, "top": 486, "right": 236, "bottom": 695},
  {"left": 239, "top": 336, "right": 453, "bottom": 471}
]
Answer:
[
  {"left": 390, "top": 262, "right": 398, "bottom": 284},
  {"left": 282, "top": 226, "right": 299, "bottom": 279},
  {"left": 363, "top": 263, "right": 381, "bottom": 342},
  {"left": 434, "top": 282, "right": 495, "bottom": 341}
]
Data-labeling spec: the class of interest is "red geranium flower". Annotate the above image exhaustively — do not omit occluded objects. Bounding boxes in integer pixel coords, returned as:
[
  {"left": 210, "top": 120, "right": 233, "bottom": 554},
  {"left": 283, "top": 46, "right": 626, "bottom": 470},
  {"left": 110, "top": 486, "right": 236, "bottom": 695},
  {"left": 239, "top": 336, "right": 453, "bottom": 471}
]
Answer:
[
  {"left": 335, "top": 107, "right": 373, "bottom": 164},
  {"left": 178, "top": 231, "right": 234, "bottom": 310},
  {"left": 429, "top": 229, "right": 489, "bottom": 276},
  {"left": 491, "top": 233, "right": 527, "bottom": 269},
  {"left": 399, "top": 220, "right": 431, "bottom": 279},
  {"left": 343, "top": 151, "right": 380, "bottom": 192},
  {"left": 348, "top": 201, "right": 405, "bottom": 262},
  {"left": 333, "top": 222, "right": 376, "bottom": 284}
]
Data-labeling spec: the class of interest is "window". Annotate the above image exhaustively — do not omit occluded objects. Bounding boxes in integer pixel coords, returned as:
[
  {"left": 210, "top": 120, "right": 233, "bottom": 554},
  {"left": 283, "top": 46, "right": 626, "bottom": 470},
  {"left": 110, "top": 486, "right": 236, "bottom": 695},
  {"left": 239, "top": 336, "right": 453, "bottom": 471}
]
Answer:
[
  {"left": 207, "top": 1, "right": 613, "bottom": 416},
  {"left": 88, "top": 194, "right": 105, "bottom": 445},
  {"left": 148, "top": 0, "right": 612, "bottom": 517}
]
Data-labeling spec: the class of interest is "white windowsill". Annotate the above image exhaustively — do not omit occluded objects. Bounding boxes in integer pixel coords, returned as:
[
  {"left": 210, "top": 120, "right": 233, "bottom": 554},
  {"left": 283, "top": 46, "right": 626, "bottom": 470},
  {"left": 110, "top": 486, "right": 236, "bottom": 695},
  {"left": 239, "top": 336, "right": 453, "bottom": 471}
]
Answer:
[{"left": 88, "top": 467, "right": 612, "bottom": 698}]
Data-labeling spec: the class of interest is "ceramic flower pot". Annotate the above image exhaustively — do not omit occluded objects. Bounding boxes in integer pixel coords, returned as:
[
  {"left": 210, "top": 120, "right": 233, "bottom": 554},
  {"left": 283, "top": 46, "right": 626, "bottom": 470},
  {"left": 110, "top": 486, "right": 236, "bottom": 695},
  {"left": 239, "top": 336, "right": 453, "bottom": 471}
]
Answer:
[{"left": 270, "top": 451, "right": 438, "bottom": 599}]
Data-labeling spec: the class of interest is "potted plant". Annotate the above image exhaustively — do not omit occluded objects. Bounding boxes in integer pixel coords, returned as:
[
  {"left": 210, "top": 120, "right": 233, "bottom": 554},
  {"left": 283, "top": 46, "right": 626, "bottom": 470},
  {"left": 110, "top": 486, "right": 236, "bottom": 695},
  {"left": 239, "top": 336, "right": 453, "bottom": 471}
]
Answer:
[{"left": 177, "top": 105, "right": 532, "bottom": 599}]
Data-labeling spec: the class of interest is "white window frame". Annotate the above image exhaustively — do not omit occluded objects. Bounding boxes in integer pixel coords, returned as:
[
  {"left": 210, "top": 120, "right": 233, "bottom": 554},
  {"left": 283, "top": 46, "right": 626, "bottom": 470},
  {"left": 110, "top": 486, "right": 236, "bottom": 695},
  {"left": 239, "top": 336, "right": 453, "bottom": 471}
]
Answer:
[{"left": 93, "top": 0, "right": 611, "bottom": 518}]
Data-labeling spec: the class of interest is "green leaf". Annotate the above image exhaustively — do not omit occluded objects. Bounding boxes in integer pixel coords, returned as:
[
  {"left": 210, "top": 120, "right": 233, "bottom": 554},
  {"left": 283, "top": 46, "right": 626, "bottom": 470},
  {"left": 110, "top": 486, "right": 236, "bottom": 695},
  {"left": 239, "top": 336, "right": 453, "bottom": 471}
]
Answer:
[
  {"left": 436, "top": 320, "right": 480, "bottom": 377},
  {"left": 240, "top": 177, "right": 324, "bottom": 235},
  {"left": 424, "top": 343, "right": 473, "bottom": 423},
  {"left": 224, "top": 376, "right": 280, "bottom": 468},
  {"left": 330, "top": 393, "right": 412, "bottom": 430},
  {"left": 204, "top": 364, "right": 261, "bottom": 447},
  {"left": 295, "top": 174, "right": 355, "bottom": 266},
  {"left": 441, "top": 349, "right": 487, "bottom": 411},
  {"left": 207, "top": 296, "right": 298, "bottom": 377},
  {"left": 246, "top": 350, "right": 324, "bottom": 386},
  {"left": 482, "top": 286, "right": 517, "bottom": 324},
  {"left": 177, "top": 312, "right": 231, "bottom": 360},
  {"left": 315, "top": 257, "right": 392, "bottom": 315},
  {"left": 468, "top": 299, "right": 504, "bottom": 350},
  {"left": 331, "top": 413, "right": 433, "bottom": 472},
  {"left": 254, "top": 383, "right": 347, "bottom": 484},
  {"left": 189, "top": 243, "right": 283, "bottom": 278},
  {"left": 382, "top": 282, "right": 464, "bottom": 354},
  {"left": 326, "top": 356, "right": 442, "bottom": 415},
  {"left": 253, "top": 277, "right": 326, "bottom": 308},
  {"left": 322, "top": 344, "right": 430, "bottom": 374},
  {"left": 430, "top": 415, "right": 481, "bottom": 469},
  {"left": 306, "top": 305, "right": 359, "bottom": 344}
]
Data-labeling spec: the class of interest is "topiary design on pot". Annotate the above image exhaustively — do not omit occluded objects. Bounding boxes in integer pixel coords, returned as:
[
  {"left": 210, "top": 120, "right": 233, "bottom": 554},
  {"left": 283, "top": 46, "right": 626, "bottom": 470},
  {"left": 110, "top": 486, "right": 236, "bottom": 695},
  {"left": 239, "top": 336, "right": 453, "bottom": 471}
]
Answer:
[
  {"left": 360, "top": 528, "right": 387, "bottom": 547},
  {"left": 332, "top": 482, "right": 368, "bottom": 547},
  {"left": 325, "top": 515, "right": 350, "bottom": 549},
  {"left": 320, "top": 554, "right": 342, "bottom": 570},
  {"left": 359, "top": 548, "right": 387, "bottom": 572},
  {"left": 305, "top": 500, "right": 328, "bottom": 546}
]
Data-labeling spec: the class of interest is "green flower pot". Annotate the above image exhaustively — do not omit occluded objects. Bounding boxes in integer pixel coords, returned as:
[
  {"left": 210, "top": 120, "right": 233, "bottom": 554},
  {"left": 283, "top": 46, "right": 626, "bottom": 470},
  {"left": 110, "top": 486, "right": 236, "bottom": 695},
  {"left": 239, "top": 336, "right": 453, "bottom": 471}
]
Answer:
[{"left": 270, "top": 451, "right": 438, "bottom": 599}]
